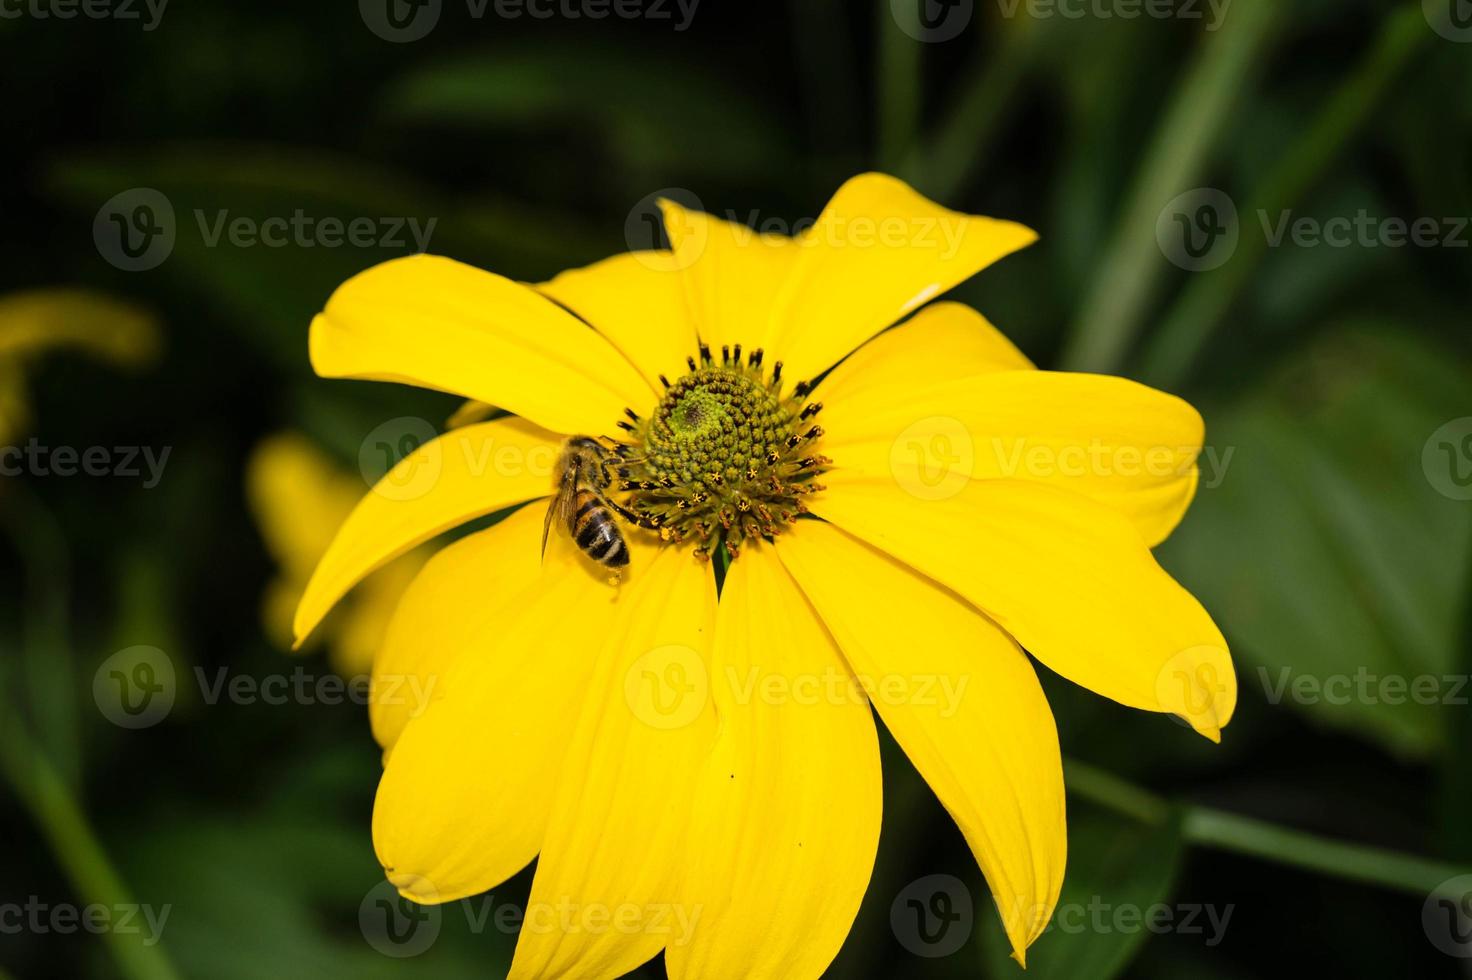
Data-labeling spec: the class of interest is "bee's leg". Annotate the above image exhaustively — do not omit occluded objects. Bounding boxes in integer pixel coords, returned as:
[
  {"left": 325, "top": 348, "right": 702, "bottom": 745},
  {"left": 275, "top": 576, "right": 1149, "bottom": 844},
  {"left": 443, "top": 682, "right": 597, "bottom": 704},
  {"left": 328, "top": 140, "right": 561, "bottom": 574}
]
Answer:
[{"left": 601, "top": 496, "right": 663, "bottom": 532}]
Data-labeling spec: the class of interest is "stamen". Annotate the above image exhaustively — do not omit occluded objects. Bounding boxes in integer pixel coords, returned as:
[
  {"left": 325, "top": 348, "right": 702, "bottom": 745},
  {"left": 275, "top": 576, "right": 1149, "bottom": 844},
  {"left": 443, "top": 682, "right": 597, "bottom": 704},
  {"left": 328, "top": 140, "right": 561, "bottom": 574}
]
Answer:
[{"left": 612, "top": 343, "right": 828, "bottom": 560}]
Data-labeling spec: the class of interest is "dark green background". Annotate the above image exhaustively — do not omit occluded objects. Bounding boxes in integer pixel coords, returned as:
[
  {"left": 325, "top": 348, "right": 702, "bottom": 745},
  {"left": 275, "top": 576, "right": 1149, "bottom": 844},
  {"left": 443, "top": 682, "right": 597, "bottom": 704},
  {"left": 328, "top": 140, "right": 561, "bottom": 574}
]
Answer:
[{"left": 2, "top": 0, "right": 1470, "bottom": 977}]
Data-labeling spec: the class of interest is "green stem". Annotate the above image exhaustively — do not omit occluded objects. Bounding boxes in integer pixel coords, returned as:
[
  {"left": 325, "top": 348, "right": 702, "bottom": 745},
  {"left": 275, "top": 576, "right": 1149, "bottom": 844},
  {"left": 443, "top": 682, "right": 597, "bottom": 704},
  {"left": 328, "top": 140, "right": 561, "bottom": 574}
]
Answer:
[
  {"left": 1064, "top": 758, "right": 1468, "bottom": 898},
  {"left": 908, "top": 19, "right": 1041, "bottom": 200},
  {"left": 0, "top": 482, "right": 79, "bottom": 788},
  {"left": 877, "top": 0, "right": 923, "bottom": 176},
  {"left": 0, "top": 719, "right": 182, "bottom": 980},
  {"left": 1182, "top": 809, "right": 1464, "bottom": 897},
  {"left": 1060, "top": 0, "right": 1281, "bottom": 374},
  {"left": 1062, "top": 756, "right": 1172, "bottom": 825},
  {"left": 1137, "top": 4, "right": 1428, "bottom": 388}
]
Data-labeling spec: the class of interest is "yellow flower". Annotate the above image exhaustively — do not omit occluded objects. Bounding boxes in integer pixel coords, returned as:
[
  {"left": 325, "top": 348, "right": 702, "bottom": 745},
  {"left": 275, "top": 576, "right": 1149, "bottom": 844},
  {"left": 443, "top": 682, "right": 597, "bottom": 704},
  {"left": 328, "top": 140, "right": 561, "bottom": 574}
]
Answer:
[
  {"left": 247, "top": 432, "right": 427, "bottom": 678},
  {"left": 295, "top": 173, "right": 1235, "bottom": 976}
]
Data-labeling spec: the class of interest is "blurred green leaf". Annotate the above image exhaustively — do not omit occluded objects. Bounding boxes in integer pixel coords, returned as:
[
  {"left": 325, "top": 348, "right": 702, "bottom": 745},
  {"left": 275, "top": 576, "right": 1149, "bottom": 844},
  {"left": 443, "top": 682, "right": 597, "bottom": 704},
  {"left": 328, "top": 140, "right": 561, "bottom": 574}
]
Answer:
[
  {"left": 1061, "top": 0, "right": 1283, "bottom": 373},
  {"left": 121, "top": 807, "right": 509, "bottom": 980},
  {"left": 378, "top": 42, "right": 789, "bottom": 187},
  {"left": 44, "top": 145, "right": 604, "bottom": 370},
  {"left": 1159, "top": 325, "right": 1472, "bottom": 757},
  {"left": 979, "top": 805, "right": 1185, "bottom": 980},
  {"left": 0, "top": 486, "right": 79, "bottom": 787}
]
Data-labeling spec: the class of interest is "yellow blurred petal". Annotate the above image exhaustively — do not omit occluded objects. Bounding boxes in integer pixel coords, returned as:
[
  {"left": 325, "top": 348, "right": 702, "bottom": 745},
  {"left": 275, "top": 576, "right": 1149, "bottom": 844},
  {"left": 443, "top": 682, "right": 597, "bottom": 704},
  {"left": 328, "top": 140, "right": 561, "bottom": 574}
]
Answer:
[
  {"left": 765, "top": 173, "right": 1036, "bottom": 386},
  {"left": 0, "top": 360, "right": 31, "bottom": 447},
  {"left": 260, "top": 576, "right": 305, "bottom": 654},
  {"left": 817, "top": 303, "right": 1034, "bottom": 404},
  {"left": 293, "top": 417, "right": 561, "bottom": 647},
  {"left": 666, "top": 544, "right": 881, "bottom": 980},
  {"left": 823, "top": 367, "right": 1204, "bottom": 546},
  {"left": 372, "top": 508, "right": 621, "bottom": 901},
  {"left": 509, "top": 543, "right": 717, "bottom": 980},
  {"left": 332, "top": 551, "right": 426, "bottom": 680},
  {"left": 778, "top": 522, "right": 1065, "bottom": 963},
  {"left": 310, "top": 255, "right": 653, "bottom": 435},
  {"left": 247, "top": 433, "right": 362, "bottom": 580},
  {"left": 657, "top": 199, "right": 799, "bottom": 356},
  {"left": 0, "top": 288, "right": 159, "bottom": 365},
  {"left": 538, "top": 250, "right": 697, "bottom": 391},
  {"left": 812, "top": 474, "right": 1236, "bottom": 740}
]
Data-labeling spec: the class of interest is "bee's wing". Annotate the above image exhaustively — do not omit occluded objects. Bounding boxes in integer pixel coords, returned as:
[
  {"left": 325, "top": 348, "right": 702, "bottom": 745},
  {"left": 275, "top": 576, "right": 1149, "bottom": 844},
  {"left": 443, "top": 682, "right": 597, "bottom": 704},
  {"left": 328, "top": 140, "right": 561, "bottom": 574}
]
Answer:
[
  {"left": 542, "top": 468, "right": 578, "bottom": 561},
  {"left": 541, "top": 491, "right": 567, "bottom": 561}
]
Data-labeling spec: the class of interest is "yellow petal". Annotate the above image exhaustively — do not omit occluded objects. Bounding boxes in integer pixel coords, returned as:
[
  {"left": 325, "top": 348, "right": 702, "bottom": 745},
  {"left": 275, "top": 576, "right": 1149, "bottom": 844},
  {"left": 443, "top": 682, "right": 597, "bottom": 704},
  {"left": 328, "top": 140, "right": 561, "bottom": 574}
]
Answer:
[
  {"left": 508, "top": 543, "right": 718, "bottom": 980},
  {"left": 371, "top": 505, "right": 539, "bottom": 749},
  {"left": 822, "top": 366, "right": 1204, "bottom": 546},
  {"left": 445, "top": 399, "right": 498, "bottom": 429},
  {"left": 538, "top": 250, "right": 697, "bottom": 391},
  {"left": 764, "top": 173, "right": 1037, "bottom": 386},
  {"left": 293, "top": 417, "right": 561, "bottom": 647},
  {"left": 778, "top": 522, "right": 1065, "bottom": 964},
  {"left": 658, "top": 199, "right": 799, "bottom": 356},
  {"left": 666, "top": 543, "right": 881, "bottom": 980},
  {"left": 372, "top": 507, "right": 619, "bottom": 902},
  {"left": 310, "top": 255, "right": 653, "bottom": 435},
  {"left": 0, "top": 288, "right": 159, "bottom": 365},
  {"left": 817, "top": 303, "right": 1034, "bottom": 405},
  {"left": 812, "top": 474, "right": 1236, "bottom": 740}
]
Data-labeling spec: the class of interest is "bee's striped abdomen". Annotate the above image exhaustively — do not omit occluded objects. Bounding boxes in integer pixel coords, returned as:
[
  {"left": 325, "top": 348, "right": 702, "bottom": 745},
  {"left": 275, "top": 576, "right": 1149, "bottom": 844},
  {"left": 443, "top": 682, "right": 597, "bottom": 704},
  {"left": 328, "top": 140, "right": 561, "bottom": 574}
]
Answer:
[{"left": 568, "top": 489, "right": 629, "bottom": 568}]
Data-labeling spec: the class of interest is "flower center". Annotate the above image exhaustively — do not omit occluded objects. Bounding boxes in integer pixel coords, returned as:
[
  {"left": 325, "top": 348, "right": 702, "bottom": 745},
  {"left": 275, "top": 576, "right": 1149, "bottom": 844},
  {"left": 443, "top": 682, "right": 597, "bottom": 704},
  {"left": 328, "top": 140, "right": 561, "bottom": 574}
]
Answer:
[{"left": 613, "top": 344, "right": 828, "bottom": 560}]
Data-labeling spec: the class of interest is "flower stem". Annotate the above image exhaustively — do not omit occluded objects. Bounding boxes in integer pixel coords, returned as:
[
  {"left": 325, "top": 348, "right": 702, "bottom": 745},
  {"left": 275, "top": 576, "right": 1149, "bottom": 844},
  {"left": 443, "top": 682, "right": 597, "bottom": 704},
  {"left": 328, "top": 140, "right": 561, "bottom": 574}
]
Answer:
[
  {"left": 0, "top": 718, "right": 182, "bottom": 980},
  {"left": 1059, "top": 0, "right": 1282, "bottom": 374},
  {"left": 1064, "top": 757, "right": 1468, "bottom": 897},
  {"left": 1136, "top": 4, "right": 1429, "bottom": 388}
]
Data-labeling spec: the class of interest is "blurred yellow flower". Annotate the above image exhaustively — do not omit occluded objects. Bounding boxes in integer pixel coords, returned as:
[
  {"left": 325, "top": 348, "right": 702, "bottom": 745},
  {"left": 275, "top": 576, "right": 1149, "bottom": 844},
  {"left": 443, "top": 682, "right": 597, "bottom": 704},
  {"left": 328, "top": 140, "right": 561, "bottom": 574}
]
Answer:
[
  {"left": 295, "top": 173, "right": 1235, "bottom": 976},
  {"left": 247, "top": 433, "right": 425, "bottom": 678},
  {"left": 0, "top": 288, "right": 159, "bottom": 446}
]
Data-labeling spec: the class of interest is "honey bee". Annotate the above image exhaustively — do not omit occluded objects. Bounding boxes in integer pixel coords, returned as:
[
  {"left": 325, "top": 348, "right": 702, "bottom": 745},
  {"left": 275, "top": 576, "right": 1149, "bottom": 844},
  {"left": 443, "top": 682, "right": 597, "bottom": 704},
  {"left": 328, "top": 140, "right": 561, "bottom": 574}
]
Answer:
[{"left": 544, "top": 436, "right": 640, "bottom": 580}]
